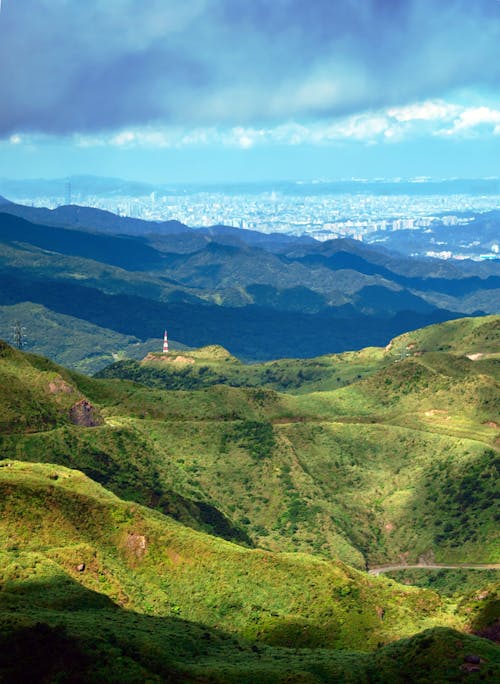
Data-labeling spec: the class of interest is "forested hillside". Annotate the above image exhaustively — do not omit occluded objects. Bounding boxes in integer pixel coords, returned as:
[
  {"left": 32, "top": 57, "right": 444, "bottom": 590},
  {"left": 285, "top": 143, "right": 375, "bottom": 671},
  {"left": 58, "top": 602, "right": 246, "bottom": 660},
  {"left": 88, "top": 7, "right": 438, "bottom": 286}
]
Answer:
[{"left": 0, "top": 208, "right": 498, "bottom": 371}]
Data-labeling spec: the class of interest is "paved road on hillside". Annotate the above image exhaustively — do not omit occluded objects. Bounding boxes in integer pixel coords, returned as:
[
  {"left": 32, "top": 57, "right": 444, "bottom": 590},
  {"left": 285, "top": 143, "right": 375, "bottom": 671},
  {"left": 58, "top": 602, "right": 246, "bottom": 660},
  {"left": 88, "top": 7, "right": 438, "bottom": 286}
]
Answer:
[{"left": 368, "top": 563, "right": 500, "bottom": 575}]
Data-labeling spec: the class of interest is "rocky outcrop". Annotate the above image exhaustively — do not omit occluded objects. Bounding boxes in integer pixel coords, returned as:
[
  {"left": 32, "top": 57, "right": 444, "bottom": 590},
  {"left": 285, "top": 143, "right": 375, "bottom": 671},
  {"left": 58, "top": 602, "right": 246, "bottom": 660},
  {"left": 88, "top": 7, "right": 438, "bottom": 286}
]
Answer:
[{"left": 69, "top": 399, "right": 102, "bottom": 427}]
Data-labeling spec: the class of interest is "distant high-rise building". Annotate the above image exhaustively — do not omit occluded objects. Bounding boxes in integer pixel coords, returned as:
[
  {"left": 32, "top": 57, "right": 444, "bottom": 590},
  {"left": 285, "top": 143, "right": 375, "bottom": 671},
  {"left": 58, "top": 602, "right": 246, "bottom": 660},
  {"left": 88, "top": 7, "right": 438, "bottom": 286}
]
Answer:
[{"left": 65, "top": 179, "right": 72, "bottom": 206}]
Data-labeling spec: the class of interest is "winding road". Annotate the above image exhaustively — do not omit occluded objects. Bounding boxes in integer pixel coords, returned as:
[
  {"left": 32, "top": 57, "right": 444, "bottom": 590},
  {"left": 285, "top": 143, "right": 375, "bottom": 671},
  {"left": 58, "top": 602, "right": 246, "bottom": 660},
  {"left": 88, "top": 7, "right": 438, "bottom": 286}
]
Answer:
[{"left": 368, "top": 563, "right": 500, "bottom": 575}]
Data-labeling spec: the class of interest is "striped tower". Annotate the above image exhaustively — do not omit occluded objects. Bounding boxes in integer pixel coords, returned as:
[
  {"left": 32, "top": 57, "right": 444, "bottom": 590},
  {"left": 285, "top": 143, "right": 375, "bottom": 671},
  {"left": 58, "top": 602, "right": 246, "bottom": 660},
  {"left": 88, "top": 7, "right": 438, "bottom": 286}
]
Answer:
[{"left": 163, "top": 329, "right": 169, "bottom": 353}]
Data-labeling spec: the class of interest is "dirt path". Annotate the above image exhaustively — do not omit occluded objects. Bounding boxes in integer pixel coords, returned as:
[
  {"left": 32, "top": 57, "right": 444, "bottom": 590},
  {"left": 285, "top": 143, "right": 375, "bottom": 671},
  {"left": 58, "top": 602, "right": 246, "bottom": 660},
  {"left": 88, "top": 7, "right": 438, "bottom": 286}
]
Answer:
[{"left": 368, "top": 563, "right": 500, "bottom": 575}]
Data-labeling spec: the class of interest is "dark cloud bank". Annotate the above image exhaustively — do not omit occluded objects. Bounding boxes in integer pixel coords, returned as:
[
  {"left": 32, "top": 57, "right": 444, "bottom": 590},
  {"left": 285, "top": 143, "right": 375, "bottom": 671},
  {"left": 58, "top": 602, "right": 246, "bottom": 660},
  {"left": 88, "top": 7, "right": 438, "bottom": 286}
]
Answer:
[{"left": 0, "top": 0, "right": 499, "bottom": 136}]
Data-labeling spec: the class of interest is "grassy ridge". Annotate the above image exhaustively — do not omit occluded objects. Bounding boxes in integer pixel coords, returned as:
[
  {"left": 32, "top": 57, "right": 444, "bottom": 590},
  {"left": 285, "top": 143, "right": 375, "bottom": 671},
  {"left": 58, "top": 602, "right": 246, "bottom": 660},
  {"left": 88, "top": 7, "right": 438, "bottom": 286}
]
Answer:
[
  {"left": 385, "top": 315, "right": 500, "bottom": 357},
  {"left": 0, "top": 316, "right": 499, "bottom": 681},
  {"left": 94, "top": 320, "right": 500, "bottom": 564},
  {"left": 0, "top": 339, "right": 83, "bottom": 432},
  {"left": 99, "top": 343, "right": 389, "bottom": 394},
  {"left": 0, "top": 302, "right": 190, "bottom": 374},
  {"left": 96, "top": 315, "right": 500, "bottom": 394},
  {"left": 0, "top": 461, "right": 458, "bottom": 649},
  {"left": 0, "top": 461, "right": 498, "bottom": 682},
  {"left": 0, "top": 316, "right": 498, "bottom": 566},
  {"left": 0, "top": 346, "right": 254, "bottom": 544}
]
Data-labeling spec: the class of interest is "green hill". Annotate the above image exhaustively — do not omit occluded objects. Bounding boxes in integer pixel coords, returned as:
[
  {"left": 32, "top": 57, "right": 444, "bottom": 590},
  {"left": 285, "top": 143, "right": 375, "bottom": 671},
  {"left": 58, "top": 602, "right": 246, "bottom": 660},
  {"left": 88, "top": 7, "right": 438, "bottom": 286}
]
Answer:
[
  {"left": 0, "top": 461, "right": 456, "bottom": 648},
  {"left": 0, "top": 340, "right": 253, "bottom": 545},
  {"left": 0, "top": 302, "right": 190, "bottom": 374},
  {"left": 0, "top": 316, "right": 499, "bottom": 681},
  {"left": 97, "top": 315, "right": 499, "bottom": 394},
  {"left": 97, "top": 341, "right": 389, "bottom": 394},
  {"left": 1, "top": 461, "right": 498, "bottom": 682},
  {"left": 386, "top": 315, "right": 500, "bottom": 358},
  {"left": 0, "top": 316, "right": 498, "bottom": 567}
]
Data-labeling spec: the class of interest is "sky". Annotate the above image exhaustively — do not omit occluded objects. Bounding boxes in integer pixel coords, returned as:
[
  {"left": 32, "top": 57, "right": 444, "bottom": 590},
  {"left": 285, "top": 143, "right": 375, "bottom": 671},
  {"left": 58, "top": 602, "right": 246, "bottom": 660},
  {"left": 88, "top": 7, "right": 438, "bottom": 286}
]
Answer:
[{"left": 1, "top": 0, "right": 500, "bottom": 183}]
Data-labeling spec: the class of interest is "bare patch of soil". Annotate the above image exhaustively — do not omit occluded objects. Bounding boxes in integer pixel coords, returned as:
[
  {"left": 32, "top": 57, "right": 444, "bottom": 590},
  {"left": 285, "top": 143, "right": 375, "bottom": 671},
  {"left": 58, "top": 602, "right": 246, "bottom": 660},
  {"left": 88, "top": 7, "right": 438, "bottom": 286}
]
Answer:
[
  {"left": 124, "top": 533, "right": 147, "bottom": 560},
  {"left": 142, "top": 353, "right": 195, "bottom": 365},
  {"left": 48, "top": 377, "right": 74, "bottom": 394}
]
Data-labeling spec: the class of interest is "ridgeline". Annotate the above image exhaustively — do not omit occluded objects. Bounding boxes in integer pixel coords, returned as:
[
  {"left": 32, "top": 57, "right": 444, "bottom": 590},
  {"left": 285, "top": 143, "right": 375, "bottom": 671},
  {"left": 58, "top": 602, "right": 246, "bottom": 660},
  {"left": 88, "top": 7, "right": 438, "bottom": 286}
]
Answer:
[{"left": 0, "top": 315, "right": 498, "bottom": 681}]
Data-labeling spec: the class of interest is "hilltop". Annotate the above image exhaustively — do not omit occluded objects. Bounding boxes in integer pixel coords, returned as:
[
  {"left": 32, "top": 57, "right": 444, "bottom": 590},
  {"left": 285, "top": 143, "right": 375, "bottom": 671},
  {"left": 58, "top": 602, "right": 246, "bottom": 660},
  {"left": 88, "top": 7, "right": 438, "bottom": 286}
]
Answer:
[
  {"left": 0, "top": 460, "right": 458, "bottom": 649},
  {"left": 98, "top": 314, "right": 499, "bottom": 394},
  {"left": 142, "top": 344, "right": 238, "bottom": 365},
  {"left": 1, "top": 316, "right": 498, "bottom": 565},
  {"left": 0, "top": 316, "right": 498, "bottom": 680}
]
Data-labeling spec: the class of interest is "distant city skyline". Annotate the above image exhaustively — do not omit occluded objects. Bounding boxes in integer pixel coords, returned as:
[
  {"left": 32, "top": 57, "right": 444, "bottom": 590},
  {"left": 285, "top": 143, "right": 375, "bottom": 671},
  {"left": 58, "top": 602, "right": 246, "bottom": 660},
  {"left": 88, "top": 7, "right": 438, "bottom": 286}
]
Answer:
[
  {"left": 2, "top": 176, "right": 498, "bottom": 262},
  {"left": 1, "top": 1, "right": 500, "bottom": 182}
]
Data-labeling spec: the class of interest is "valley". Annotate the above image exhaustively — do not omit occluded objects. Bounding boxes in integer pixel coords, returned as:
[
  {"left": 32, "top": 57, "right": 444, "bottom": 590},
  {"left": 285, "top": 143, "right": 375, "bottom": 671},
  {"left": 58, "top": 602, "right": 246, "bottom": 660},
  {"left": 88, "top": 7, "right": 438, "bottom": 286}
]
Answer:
[
  {"left": 3, "top": 2, "right": 500, "bottom": 680},
  {"left": 0, "top": 315, "right": 498, "bottom": 681},
  {"left": 0, "top": 206, "right": 499, "bottom": 372}
]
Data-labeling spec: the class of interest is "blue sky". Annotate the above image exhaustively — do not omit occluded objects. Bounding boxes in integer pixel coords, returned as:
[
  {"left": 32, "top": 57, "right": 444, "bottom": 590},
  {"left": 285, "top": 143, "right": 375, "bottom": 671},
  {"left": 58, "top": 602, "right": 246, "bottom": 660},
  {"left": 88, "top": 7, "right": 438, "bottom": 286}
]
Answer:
[{"left": 1, "top": 0, "right": 500, "bottom": 183}]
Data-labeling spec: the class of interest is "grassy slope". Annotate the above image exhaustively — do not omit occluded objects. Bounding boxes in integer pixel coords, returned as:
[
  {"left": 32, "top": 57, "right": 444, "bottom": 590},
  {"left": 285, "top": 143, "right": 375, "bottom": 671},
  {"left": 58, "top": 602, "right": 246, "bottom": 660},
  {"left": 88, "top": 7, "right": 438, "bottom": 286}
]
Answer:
[
  {"left": 287, "top": 346, "right": 499, "bottom": 563},
  {"left": 0, "top": 302, "right": 189, "bottom": 374},
  {"left": 0, "top": 339, "right": 83, "bottom": 433},
  {"left": 0, "top": 343, "right": 254, "bottom": 545},
  {"left": 97, "top": 343, "right": 390, "bottom": 394},
  {"left": 97, "top": 315, "right": 499, "bottom": 394},
  {"left": 1, "top": 460, "right": 499, "bottom": 683},
  {"left": 0, "top": 461, "right": 454, "bottom": 649},
  {"left": 385, "top": 315, "right": 500, "bottom": 357},
  {"left": 0, "top": 317, "right": 499, "bottom": 681},
  {"left": 385, "top": 568, "right": 499, "bottom": 597},
  {"left": 0, "top": 316, "right": 498, "bottom": 567},
  {"left": 93, "top": 316, "right": 500, "bottom": 565}
]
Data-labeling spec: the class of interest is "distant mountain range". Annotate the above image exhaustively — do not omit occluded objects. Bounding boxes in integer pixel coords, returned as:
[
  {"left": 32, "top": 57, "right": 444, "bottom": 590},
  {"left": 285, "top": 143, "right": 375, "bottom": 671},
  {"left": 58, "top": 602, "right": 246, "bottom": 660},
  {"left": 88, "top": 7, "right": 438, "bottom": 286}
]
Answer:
[
  {"left": 0, "top": 193, "right": 316, "bottom": 249},
  {"left": 2, "top": 174, "right": 500, "bottom": 198},
  {"left": 0, "top": 198, "right": 498, "bottom": 370}
]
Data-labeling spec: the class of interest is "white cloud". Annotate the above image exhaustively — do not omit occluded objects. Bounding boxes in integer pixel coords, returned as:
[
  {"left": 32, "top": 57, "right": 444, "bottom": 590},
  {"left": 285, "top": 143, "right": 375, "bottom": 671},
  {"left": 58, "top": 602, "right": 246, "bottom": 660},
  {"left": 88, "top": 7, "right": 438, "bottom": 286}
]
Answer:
[
  {"left": 110, "top": 130, "right": 137, "bottom": 146},
  {"left": 388, "top": 101, "right": 460, "bottom": 122},
  {"left": 6, "top": 99, "right": 500, "bottom": 150},
  {"left": 327, "top": 114, "right": 389, "bottom": 141},
  {"left": 439, "top": 105, "right": 500, "bottom": 136},
  {"left": 229, "top": 127, "right": 260, "bottom": 149}
]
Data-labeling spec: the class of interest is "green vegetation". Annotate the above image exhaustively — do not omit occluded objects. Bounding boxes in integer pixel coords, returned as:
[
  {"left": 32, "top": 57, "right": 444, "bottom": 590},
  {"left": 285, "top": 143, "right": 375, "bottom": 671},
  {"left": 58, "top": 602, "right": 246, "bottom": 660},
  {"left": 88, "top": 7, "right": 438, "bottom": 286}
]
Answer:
[
  {"left": 2, "top": 209, "right": 499, "bottom": 369},
  {"left": 97, "top": 316, "right": 499, "bottom": 395},
  {"left": 386, "top": 315, "right": 500, "bottom": 358},
  {"left": 1, "top": 316, "right": 498, "bottom": 565},
  {"left": 97, "top": 343, "right": 388, "bottom": 394},
  {"left": 0, "top": 461, "right": 457, "bottom": 649},
  {"left": 0, "top": 461, "right": 498, "bottom": 682},
  {"left": 91, "top": 318, "right": 500, "bottom": 565},
  {"left": 386, "top": 568, "right": 499, "bottom": 597},
  {"left": 0, "top": 302, "right": 189, "bottom": 374},
  {"left": 0, "top": 315, "right": 498, "bottom": 681}
]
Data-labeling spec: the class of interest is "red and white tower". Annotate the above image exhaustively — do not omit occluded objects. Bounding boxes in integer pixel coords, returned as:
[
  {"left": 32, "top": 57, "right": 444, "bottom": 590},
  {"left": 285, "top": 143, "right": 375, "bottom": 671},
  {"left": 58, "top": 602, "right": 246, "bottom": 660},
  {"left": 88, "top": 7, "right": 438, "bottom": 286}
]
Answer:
[{"left": 162, "top": 329, "right": 169, "bottom": 353}]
